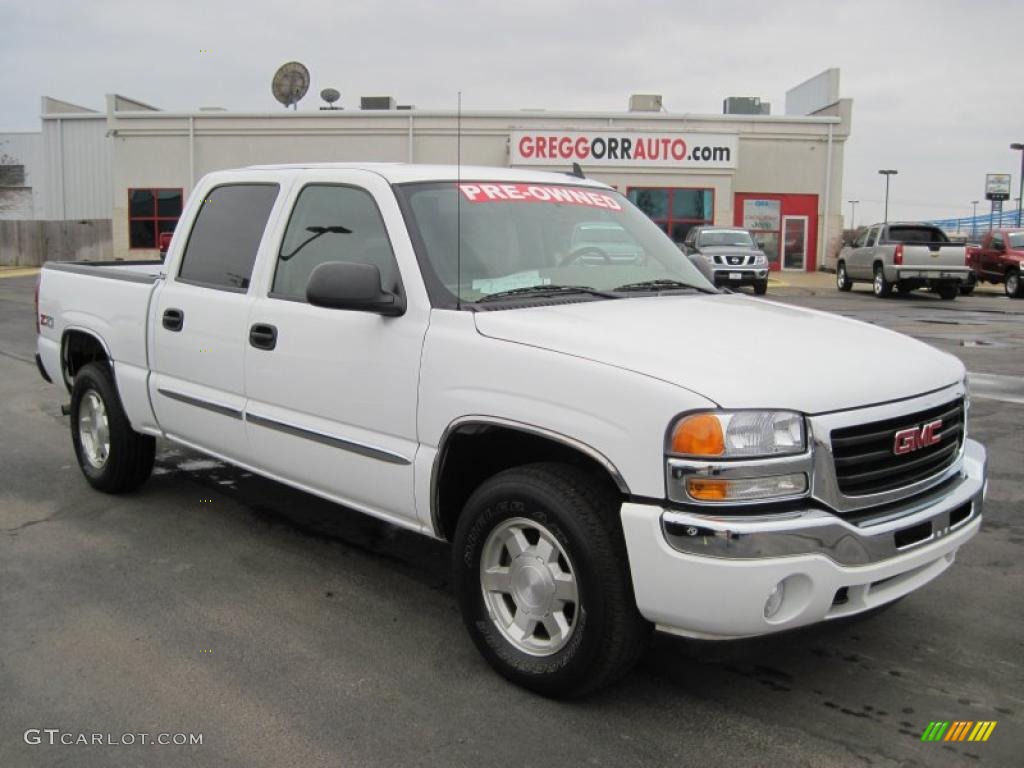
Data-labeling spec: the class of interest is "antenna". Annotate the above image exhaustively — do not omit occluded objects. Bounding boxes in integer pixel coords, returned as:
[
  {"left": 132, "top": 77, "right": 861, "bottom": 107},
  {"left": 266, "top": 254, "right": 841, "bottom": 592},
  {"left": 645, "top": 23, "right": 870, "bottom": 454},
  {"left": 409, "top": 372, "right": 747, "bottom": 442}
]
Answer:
[
  {"left": 456, "top": 90, "right": 462, "bottom": 311},
  {"left": 271, "top": 62, "right": 310, "bottom": 111},
  {"left": 319, "top": 88, "right": 341, "bottom": 110}
]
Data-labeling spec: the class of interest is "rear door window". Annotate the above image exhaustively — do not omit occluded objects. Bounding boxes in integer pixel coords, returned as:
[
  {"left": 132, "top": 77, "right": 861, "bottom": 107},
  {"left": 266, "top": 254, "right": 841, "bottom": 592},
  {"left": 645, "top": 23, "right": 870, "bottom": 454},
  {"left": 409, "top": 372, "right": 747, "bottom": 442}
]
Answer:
[{"left": 178, "top": 184, "right": 280, "bottom": 291}]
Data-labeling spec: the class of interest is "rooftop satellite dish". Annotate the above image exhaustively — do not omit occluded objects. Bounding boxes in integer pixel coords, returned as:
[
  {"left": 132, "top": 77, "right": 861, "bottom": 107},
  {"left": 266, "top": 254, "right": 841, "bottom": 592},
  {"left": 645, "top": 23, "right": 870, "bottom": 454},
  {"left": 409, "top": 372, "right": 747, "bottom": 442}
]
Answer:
[
  {"left": 271, "top": 61, "right": 310, "bottom": 110},
  {"left": 320, "top": 88, "right": 341, "bottom": 111}
]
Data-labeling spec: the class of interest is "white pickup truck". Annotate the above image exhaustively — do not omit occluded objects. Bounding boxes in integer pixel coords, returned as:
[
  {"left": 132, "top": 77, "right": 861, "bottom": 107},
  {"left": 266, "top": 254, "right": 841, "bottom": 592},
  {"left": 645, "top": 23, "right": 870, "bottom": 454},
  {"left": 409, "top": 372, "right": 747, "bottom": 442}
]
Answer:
[{"left": 36, "top": 164, "right": 986, "bottom": 697}]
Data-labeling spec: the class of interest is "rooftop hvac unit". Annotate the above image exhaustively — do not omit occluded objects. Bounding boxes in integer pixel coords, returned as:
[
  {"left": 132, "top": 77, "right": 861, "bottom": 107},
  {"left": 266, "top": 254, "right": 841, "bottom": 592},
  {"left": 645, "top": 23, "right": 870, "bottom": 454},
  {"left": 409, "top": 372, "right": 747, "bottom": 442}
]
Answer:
[
  {"left": 628, "top": 94, "right": 663, "bottom": 112},
  {"left": 360, "top": 96, "right": 397, "bottom": 110},
  {"left": 723, "top": 97, "right": 770, "bottom": 115}
]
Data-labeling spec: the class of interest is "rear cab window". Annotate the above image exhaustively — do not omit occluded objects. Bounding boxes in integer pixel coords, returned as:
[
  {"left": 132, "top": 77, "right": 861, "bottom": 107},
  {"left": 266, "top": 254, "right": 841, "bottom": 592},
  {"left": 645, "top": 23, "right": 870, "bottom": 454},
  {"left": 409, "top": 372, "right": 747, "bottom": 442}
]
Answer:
[
  {"left": 884, "top": 226, "right": 949, "bottom": 244},
  {"left": 177, "top": 184, "right": 280, "bottom": 291}
]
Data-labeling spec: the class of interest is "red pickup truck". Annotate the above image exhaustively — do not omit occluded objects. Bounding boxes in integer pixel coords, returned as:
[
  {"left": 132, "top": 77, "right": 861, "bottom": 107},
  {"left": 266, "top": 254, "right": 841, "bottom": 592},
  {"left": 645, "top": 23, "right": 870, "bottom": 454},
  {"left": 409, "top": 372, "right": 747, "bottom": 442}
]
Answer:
[{"left": 966, "top": 229, "right": 1024, "bottom": 298}]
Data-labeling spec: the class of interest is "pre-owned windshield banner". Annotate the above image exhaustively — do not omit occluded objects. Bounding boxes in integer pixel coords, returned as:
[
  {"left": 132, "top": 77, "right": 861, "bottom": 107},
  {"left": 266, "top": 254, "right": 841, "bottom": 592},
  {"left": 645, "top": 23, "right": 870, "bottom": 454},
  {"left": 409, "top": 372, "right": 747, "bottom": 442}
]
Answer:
[{"left": 510, "top": 131, "right": 738, "bottom": 169}]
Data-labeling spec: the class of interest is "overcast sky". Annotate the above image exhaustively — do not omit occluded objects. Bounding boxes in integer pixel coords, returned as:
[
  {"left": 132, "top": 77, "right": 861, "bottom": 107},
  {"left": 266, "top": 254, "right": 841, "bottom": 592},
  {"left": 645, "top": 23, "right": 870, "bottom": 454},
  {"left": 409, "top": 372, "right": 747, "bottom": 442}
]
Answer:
[{"left": 2, "top": 0, "right": 1022, "bottom": 226}]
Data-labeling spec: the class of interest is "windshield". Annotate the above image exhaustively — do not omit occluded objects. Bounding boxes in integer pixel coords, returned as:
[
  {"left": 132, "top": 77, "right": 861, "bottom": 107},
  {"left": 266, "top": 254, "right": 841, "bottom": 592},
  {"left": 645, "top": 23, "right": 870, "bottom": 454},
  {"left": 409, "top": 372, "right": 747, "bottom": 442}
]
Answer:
[
  {"left": 396, "top": 181, "right": 715, "bottom": 306},
  {"left": 698, "top": 230, "right": 755, "bottom": 248},
  {"left": 1008, "top": 232, "right": 1024, "bottom": 249}
]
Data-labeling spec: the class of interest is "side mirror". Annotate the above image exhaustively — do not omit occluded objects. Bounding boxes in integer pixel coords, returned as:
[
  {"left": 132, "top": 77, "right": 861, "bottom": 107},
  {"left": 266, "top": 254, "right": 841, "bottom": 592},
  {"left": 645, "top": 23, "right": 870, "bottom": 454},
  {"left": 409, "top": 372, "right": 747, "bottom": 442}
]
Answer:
[{"left": 306, "top": 261, "right": 404, "bottom": 316}]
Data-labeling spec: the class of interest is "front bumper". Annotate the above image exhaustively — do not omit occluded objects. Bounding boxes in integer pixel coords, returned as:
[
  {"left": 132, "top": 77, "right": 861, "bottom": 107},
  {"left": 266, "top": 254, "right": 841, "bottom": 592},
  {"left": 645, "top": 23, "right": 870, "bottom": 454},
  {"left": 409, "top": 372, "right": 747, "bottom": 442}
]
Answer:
[
  {"left": 621, "top": 438, "right": 986, "bottom": 639},
  {"left": 710, "top": 267, "right": 768, "bottom": 286}
]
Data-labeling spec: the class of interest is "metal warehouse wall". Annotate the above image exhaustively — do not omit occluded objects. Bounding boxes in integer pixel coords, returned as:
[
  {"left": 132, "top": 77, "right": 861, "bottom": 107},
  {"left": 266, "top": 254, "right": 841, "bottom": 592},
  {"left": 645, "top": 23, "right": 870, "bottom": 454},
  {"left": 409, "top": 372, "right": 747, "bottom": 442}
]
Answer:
[
  {"left": 0, "top": 132, "right": 44, "bottom": 220},
  {"left": 40, "top": 116, "right": 111, "bottom": 220}
]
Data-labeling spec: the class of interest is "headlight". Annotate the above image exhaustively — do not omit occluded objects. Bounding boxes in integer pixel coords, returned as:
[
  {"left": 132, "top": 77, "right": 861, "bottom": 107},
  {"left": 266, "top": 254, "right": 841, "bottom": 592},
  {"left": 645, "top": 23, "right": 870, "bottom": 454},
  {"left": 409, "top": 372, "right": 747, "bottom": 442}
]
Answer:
[
  {"left": 753, "top": 252, "right": 767, "bottom": 264},
  {"left": 669, "top": 411, "right": 805, "bottom": 458},
  {"left": 701, "top": 254, "right": 715, "bottom": 263}
]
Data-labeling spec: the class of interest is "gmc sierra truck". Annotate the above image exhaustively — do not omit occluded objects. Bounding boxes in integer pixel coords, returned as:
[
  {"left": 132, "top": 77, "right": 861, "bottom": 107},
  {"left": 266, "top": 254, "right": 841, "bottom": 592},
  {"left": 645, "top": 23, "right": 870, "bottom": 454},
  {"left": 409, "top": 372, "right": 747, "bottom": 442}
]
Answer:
[
  {"left": 836, "top": 222, "right": 973, "bottom": 299},
  {"left": 965, "top": 229, "right": 1024, "bottom": 298},
  {"left": 36, "top": 164, "right": 986, "bottom": 697}
]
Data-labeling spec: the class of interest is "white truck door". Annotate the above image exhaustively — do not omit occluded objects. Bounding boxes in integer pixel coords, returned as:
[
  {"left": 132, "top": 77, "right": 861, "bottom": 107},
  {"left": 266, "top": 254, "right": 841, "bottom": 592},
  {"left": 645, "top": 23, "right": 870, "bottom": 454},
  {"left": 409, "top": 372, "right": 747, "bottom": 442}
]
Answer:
[
  {"left": 150, "top": 181, "right": 282, "bottom": 462},
  {"left": 243, "top": 176, "right": 427, "bottom": 526}
]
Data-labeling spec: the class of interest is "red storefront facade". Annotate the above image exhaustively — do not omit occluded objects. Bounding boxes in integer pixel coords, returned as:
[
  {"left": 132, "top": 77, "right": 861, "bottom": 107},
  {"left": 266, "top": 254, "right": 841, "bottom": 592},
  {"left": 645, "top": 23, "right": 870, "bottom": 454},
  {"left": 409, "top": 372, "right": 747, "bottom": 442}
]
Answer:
[{"left": 734, "top": 193, "right": 819, "bottom": 272}]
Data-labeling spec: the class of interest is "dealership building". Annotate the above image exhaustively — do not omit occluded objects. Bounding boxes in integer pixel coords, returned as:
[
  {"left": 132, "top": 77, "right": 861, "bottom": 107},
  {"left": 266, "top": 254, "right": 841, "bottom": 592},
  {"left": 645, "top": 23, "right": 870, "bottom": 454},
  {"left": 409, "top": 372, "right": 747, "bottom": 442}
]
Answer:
[{"left": 1, "top": 70, "right": 851, "bottom": 271}]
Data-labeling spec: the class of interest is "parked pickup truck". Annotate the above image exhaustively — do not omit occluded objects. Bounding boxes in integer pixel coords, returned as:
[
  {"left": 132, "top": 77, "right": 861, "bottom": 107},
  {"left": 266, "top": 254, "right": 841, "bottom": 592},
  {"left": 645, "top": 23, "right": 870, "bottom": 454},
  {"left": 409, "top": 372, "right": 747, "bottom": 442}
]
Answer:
[
  {"left": 966, "top": 228, "right": 1024, "bottom": 298},
  {"left": 36, "top": 164, "right": 986, "bottom": 697},
  {"left": 836, "top": 222, "right": 973, "bottom": 299}
]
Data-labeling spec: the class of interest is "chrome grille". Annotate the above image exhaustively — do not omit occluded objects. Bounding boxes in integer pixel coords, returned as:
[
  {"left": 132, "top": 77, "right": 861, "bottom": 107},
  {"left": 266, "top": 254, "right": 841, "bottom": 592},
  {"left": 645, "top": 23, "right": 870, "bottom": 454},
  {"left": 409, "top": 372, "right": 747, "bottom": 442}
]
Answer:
[{"left": 830, "top": 399, "right": 964, "bottom": 496}]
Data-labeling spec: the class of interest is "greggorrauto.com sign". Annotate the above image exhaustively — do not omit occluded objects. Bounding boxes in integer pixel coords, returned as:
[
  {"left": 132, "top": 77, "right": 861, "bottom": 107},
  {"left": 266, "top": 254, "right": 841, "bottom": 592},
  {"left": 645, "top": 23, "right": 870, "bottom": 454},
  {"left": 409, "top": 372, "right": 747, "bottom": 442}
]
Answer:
[{"left": 510, "top": 131, "right": 738, "bottom": 169}]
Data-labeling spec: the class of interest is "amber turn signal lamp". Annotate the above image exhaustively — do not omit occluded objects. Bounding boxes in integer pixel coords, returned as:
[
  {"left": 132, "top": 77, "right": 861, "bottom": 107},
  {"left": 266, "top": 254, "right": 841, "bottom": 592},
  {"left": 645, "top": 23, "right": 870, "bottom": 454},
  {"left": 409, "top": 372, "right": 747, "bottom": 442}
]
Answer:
[
  {"left": 671, "top": 413, "right": 725, "bottom": 456},
  {"left": 686, "top": 478, "right": 729, "bottom": 500}
]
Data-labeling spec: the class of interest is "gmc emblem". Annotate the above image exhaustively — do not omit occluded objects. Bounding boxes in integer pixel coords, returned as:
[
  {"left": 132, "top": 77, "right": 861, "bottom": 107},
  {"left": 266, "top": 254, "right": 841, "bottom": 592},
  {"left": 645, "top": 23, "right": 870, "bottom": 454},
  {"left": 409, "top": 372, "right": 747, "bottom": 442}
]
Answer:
[{"left": 893, "top": 419, "right": 943, "bottom": 455}]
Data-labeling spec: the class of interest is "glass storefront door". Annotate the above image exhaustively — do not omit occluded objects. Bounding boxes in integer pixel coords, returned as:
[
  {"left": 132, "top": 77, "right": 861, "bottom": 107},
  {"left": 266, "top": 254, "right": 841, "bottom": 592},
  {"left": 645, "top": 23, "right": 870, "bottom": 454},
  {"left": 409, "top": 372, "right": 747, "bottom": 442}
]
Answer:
[{"left": 781, "top": 216, "right": 808, "bottom": 271}]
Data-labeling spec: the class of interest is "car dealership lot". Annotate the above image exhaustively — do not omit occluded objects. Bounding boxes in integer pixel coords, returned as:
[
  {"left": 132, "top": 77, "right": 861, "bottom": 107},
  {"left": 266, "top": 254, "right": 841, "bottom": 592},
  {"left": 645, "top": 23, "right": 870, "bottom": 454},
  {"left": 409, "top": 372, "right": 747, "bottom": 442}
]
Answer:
[{"left": 1, "top": 272, "right": 1021, "bottom": 767}]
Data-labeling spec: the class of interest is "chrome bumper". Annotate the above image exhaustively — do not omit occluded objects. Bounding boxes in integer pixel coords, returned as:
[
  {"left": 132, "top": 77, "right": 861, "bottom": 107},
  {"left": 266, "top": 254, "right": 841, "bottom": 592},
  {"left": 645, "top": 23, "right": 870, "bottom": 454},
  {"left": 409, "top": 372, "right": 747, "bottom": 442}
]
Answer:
[{"left": 661, "top": 438, "right": 986, "bottom": 567}]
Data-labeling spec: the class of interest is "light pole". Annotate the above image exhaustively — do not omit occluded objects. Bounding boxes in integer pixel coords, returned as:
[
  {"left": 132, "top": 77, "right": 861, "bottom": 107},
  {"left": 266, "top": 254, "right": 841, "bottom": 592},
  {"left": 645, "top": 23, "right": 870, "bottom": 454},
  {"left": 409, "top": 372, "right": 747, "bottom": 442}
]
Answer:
[
  {"left": 971, "top": 200, "right": 979, "bottom": 239},
  {"left": 1011, "top": 143, "right": 1024, "bottom": 227},
  {"left": 847, "top": 200, "right": 859, "bottom": 231},
  {"left": 879, "top": 169, "right": 898, "bottom": 223}
]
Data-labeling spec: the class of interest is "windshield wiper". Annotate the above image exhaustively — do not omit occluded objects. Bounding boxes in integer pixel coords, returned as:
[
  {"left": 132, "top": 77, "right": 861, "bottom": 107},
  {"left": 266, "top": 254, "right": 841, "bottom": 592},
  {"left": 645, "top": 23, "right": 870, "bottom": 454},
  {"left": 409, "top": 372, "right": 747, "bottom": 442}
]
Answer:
[
  {"left": 476, "top": 284, "right": 620, "bottom": 303},
  {"left": 612, "top": 278, "right": 716, "bottom": 294}
]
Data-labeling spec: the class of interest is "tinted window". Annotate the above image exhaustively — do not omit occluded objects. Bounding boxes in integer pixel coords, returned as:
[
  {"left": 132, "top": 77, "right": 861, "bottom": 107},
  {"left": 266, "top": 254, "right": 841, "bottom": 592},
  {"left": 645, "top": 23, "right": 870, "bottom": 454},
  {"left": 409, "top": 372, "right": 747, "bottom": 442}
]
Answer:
[
  {"left": 272, "top": 185, "right": 399, "bottom": 300},
  {"left": 853, "top": 229, "right": 869, "bottom": 247},
  {"left": 991, "top": 233, "right": 1004, "bottom": 249},
  {"left": 178, "top": 184, "right": 279, "bottom": 290},
  {"left": 867, "top": 227, "right": 880, "bottom": 247},
  {"left": 885, "top": 226, "right": 949, "bottom": 244}
]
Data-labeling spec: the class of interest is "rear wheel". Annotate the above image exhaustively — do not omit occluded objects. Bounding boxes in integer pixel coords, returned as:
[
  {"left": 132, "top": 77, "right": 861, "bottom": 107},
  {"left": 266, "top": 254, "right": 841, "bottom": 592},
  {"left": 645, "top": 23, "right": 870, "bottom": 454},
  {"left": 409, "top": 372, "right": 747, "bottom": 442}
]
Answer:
[
  {"left": 1006, "top": 270, "right": 1022, "bottom": 298},
  {"left": 70, "top": 362, "right": 155, "bottom": 493},
  {"left": 836, "top": 262, "right": 852, "bottom": 291},
  {"left": 937, "top": 284, "right": 958, "bottom": 300},
  {"left": 959, "top": 284, "right": 975, "bottom": 296},
  {"left": 453, "top": 463, "right": 649, "bottom": 698},
  {"left": 873, "top": 265, "right": 892, "bottom": 298}
]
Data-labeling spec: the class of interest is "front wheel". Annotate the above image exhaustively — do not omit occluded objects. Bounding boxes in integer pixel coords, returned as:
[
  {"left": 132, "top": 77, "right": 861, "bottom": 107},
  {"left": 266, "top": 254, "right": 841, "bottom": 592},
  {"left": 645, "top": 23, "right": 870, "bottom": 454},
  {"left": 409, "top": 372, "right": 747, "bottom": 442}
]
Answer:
[
  {"left": 873, "top": 265, "right": 892, "bottom": 298},
  {"left": 1006, "top": 270, "right": 1022, "bottom": 298},
  {"left": 453, "top": 463, "right": 649, "bottom": 698},
  {"left": 753, "top": 280, "right": 768, "bottom": 296},
  {"left": 836, "top": 262, "right": 852, "bottom": 291},
  {"left": 70, "top": 362, "right": 155, "bottom": 493}
]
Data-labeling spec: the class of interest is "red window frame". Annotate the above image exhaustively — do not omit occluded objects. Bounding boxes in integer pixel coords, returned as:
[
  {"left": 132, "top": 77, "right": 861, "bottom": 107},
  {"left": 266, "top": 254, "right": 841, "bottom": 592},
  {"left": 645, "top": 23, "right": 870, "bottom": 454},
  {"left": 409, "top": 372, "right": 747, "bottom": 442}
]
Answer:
[
  {"left": 128, "top": 188, "right": 183, "bottom": 250},
  {"left": 625, "top": 186, "right": 715, "bottom": 242}
]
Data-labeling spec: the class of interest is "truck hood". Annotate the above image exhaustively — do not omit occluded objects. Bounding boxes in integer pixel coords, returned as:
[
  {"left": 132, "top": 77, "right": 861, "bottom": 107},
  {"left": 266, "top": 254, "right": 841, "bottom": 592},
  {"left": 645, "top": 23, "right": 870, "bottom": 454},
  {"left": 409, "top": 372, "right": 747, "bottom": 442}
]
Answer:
[{"left": 473, "top": 294, "right": 964, "bottom": 413}]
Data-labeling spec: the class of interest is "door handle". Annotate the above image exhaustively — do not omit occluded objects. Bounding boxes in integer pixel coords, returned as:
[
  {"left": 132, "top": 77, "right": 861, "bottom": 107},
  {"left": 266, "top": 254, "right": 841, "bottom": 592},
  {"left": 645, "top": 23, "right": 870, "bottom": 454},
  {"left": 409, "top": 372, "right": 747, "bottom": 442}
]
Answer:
[
  {"left": 162, "top": 308, "right": 184, "bottom": 332},
  {"left": 249, "top": 323, "right": 278, "bottom": 351}
]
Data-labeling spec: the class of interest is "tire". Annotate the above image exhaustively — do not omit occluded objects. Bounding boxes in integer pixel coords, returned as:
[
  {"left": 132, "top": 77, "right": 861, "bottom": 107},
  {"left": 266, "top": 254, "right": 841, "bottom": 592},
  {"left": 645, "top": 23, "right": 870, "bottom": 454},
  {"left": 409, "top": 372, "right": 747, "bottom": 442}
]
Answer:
[
  {"left": 70, "top": 362, "right": 155, "bottom": 493},
  {"left": 836, "top": 261, "right": 852, "bottom": 291},
  {"left": 1006, "top": 270, "right": 1022, "bottom": 298},
  {"left": 937, "top": 284, "right": 958, "bottom": 300},
  {"left": 453, "top": 463, "right": 649, "bottom": 698},
  {"left": 872, "top": 265, "right": 892, "bottom": 298},
  {"left": 959, "top": 285, "right": 975, "bottom": 296},
  {"left": 753, "top": 280, "right": 768, "bottom": 296}
]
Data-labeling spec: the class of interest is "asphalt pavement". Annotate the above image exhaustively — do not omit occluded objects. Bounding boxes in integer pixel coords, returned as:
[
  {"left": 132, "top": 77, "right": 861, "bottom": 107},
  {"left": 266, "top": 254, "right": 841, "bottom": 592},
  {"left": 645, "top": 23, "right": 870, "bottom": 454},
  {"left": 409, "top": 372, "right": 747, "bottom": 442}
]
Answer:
[{"left": 1, "top": 271, "right": 1021, "bottom": 768}]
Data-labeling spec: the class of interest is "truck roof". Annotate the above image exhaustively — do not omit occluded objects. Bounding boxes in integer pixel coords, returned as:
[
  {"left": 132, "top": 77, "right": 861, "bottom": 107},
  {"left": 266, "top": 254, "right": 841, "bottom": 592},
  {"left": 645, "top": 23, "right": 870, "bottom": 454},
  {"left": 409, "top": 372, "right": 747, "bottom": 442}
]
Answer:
[{"left": 239, "top": 162, "right": 612, "bottom": 187}]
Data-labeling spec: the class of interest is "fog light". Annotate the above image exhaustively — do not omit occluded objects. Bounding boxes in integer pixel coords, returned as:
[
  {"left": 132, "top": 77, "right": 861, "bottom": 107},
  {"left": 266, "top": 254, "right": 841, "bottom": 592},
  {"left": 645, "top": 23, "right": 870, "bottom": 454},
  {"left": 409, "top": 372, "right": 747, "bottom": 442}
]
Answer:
[
  {"left": 685, "top": 473, "right": 807, "bottom": 502},
  {"left": 764, "top": 581, "right": 785, "bottom": 619}
]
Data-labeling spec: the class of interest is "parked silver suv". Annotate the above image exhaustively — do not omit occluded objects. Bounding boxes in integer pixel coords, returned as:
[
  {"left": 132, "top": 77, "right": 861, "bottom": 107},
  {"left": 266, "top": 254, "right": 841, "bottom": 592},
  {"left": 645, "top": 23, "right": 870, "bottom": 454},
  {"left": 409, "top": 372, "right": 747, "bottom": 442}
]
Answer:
[{"left": 681, "top": 226, "right": 769, "bottom": 294}]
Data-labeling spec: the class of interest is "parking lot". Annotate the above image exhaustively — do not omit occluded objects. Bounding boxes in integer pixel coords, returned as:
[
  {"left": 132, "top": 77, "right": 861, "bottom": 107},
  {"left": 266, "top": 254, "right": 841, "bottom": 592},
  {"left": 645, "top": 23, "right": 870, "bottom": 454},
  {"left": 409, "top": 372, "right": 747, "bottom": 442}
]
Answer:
[{"left": 1, "top": 270, "right": 1021, "bottom": 767}]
